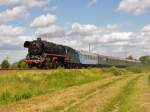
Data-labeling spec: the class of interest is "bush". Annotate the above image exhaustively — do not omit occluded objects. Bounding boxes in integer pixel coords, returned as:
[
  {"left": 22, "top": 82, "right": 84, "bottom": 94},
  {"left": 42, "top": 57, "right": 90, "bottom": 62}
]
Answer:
[
  {"left": 17, "top": 60, "right": 27, "bottom": 68},
  {"left": 108, "top": 66, "right": 123, "bottom": 76},
  {"left": 11, "top": 59, "right": 28, "bottom": 69},
  {"left": 1, "top": 59, "right": 10, "bottom": 69}
]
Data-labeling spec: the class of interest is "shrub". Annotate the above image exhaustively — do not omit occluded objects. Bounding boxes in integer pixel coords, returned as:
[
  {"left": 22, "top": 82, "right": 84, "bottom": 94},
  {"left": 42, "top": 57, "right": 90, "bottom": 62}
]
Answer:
[
  {"left": 108, "top": 66, "right": 123, "bottom": 76},
  {"left": 1, "top": 59, "right": 10, "bottom": 69},
  {"left": 17, "top": 60, "right": 28, "bottom": 68},
  {"left": 11, "top": 59, "right": 28, "bottom": 69}
]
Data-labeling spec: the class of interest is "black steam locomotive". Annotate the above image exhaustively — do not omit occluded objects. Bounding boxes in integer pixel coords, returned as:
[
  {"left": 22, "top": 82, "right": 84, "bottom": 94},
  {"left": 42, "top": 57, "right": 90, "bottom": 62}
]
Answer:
[{"left": 24, "top": 38, "right": 80, "bottom": 68}]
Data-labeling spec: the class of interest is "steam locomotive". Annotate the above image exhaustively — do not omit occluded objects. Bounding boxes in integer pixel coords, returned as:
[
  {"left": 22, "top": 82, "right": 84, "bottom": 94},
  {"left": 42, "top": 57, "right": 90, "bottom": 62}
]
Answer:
[{"left": 24, "top": 38, "right": 140, "bottom": 68}]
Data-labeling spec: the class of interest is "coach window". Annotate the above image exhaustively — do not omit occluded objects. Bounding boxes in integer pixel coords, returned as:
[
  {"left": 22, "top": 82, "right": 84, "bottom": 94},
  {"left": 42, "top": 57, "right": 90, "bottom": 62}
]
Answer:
[
  {"left": 86, "top": 55, "right": 88, "bottom": 59},
  {"left": 84, "top": 55, "right": 86, "bottom": 59},
  {"left": 65, "top": 49, "right": 68, "bottom": 54}
]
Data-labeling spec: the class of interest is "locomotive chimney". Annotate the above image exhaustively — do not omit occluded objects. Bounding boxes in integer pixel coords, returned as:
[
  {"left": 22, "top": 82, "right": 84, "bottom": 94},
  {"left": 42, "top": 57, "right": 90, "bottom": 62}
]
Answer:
[{"left": 37, "top": 37, "right": 41, "bottom": 41}]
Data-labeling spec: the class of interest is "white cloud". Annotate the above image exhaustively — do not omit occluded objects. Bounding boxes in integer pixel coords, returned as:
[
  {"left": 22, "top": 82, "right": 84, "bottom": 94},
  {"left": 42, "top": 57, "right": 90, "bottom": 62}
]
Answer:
[
  {"left": 31, "top": 14, "right": 57, "bottom": 28},
  {"left": 21, "top": 0, "right": 49, "bottom": 8},
  {"left": 118, "top": 0, "right": 150, "bottom": 15},
  {"left": 99, "top": 32, "right": 132, "bottom": 43},
  {"left": 0, "top": 0, "right": 18, "bottom": 5},
  {"left": 0, "top": 25, "right": 30, "bottom": 50},
  {"left": 88, "top": 0, "right": 97, "bottom": 7},
  {"left": 142, "top": 24, "right": 150, "bottom": 32},
  {"left": 0, "top": 0, "right": 49, "bottom": 8},
  {"left": 0, "top": 24, "right": 26, "bottom": 37},
  {"left": 0, "top": 0, "right": 50, "bottom": 24},
  {"left": 66, "top": 23, "right": 131, "bottom": 51},
  {"left": 0, "top": 6, "right": 27, "bottom": 23},
  {"left": 37, "top": 25, "right": 65, "bottom": 37},
  {"left": 69, "top": 23, "right": 120, "bottom": 37}
]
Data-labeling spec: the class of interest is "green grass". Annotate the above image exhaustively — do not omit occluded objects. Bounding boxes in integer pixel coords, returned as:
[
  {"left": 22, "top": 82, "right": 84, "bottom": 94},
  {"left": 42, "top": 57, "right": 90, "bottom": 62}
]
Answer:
[
  {"left": 148, "top": 74, "right": 150, "bottom": 85},
  {"left": 126, "top": 65, "right": 150, "bottom": 73},
  {"left": 0, "top": 67, "right": 139, "bottom": 106},
  {"left": 0, "top": 68, "right": 112, "bottom": 105},
  {"left": 102, "top": 75, "right": 142, "bottom": 112},
  {"left": 126, "top": 66, "right": 143, "bottom": 73}
]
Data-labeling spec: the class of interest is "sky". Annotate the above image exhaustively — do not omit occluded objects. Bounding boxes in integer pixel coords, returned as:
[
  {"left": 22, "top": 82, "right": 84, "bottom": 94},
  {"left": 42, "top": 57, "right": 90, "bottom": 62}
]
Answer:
[{"left": 0, "top": 0, "right": 150, "bottom": 63}]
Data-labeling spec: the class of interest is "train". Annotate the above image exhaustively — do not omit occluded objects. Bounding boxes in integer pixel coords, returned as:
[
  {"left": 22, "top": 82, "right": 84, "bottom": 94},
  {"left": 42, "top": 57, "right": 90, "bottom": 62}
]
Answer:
[{"left": 24, "top": 38, "right": 140, "bottom": 68}]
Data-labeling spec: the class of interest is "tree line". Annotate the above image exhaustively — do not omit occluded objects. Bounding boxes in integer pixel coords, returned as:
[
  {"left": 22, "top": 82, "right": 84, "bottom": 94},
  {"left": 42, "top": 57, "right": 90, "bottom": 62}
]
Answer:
[
  {"left": 0, "top": 59, "right": 28, "bottom": 69},
  {"left": 1, "top": 55, "right": 150, "bottom": 69},
  {"left": 126, "top": 55, "right": 150, "bottom": 65}
]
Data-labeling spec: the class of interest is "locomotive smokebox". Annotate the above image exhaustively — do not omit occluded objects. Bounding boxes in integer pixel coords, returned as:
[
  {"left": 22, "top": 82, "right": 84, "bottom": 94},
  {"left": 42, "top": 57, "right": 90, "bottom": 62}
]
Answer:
[{"left": 24, "top": 41, "right": 31, "bottom": 48}]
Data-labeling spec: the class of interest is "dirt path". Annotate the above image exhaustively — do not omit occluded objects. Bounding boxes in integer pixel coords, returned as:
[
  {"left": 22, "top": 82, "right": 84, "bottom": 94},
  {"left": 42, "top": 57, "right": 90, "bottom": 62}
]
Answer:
[
  {"left": 64, "top": 74, "right": 142, "bottom": 112},
  {"left": 100, "top": 75, "right": 142, "bottom": 112},
  {"left": 131, "top": 74, "right": 150, "bottom": 112},
  {"left": 50, "top": 75, "right": 130, "bottom": 112}
]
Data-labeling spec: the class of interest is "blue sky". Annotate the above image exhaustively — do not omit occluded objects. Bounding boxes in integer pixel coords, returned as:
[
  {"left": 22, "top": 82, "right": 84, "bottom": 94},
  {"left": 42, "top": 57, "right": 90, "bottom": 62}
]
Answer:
[
  {"left": 2, "top": 0, "right": 150, "bottom": 31},
  {"left": 0, "top": 0, "right": 150, "bottom": 63},
  {"left": 44, "top": 0, "right": 150, "bottom": 31}
]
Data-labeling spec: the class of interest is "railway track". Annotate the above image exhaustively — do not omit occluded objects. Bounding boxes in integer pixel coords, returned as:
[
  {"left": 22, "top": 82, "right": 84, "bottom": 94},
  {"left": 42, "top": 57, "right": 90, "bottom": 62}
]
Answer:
[{"left": 0, "top": 68, "right": 53, "bottom": 71}]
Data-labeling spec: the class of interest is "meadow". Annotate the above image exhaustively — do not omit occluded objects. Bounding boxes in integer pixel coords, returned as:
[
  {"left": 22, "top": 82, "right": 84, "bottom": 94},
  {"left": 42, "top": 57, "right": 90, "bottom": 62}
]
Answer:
[{"left": 0, "top": 67, "right": 149, "bottom": 112}]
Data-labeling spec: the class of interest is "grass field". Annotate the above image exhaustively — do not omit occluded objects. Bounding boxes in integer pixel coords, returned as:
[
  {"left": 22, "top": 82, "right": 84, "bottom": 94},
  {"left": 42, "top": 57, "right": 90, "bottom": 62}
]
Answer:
[{"left": 0, "top": 67, "right": 149, "bottom": 112}]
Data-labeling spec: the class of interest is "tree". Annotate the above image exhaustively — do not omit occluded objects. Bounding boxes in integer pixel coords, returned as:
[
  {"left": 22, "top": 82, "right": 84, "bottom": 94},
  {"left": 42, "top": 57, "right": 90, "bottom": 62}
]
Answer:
[
  {"left": 126, "top": 55, "right": 134, "bottom": 60},
  {"left": 17, "top": 59, "right": 27, "bottom": 68},
  {"left": 1, "top": 59, "right": 10, "bottom": 69},
  {"left": 139, "top": 55, "right": 150, "bottom": 65},
  {"left": 11, "top": 59, "right": 28, "bottom": 69}
]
